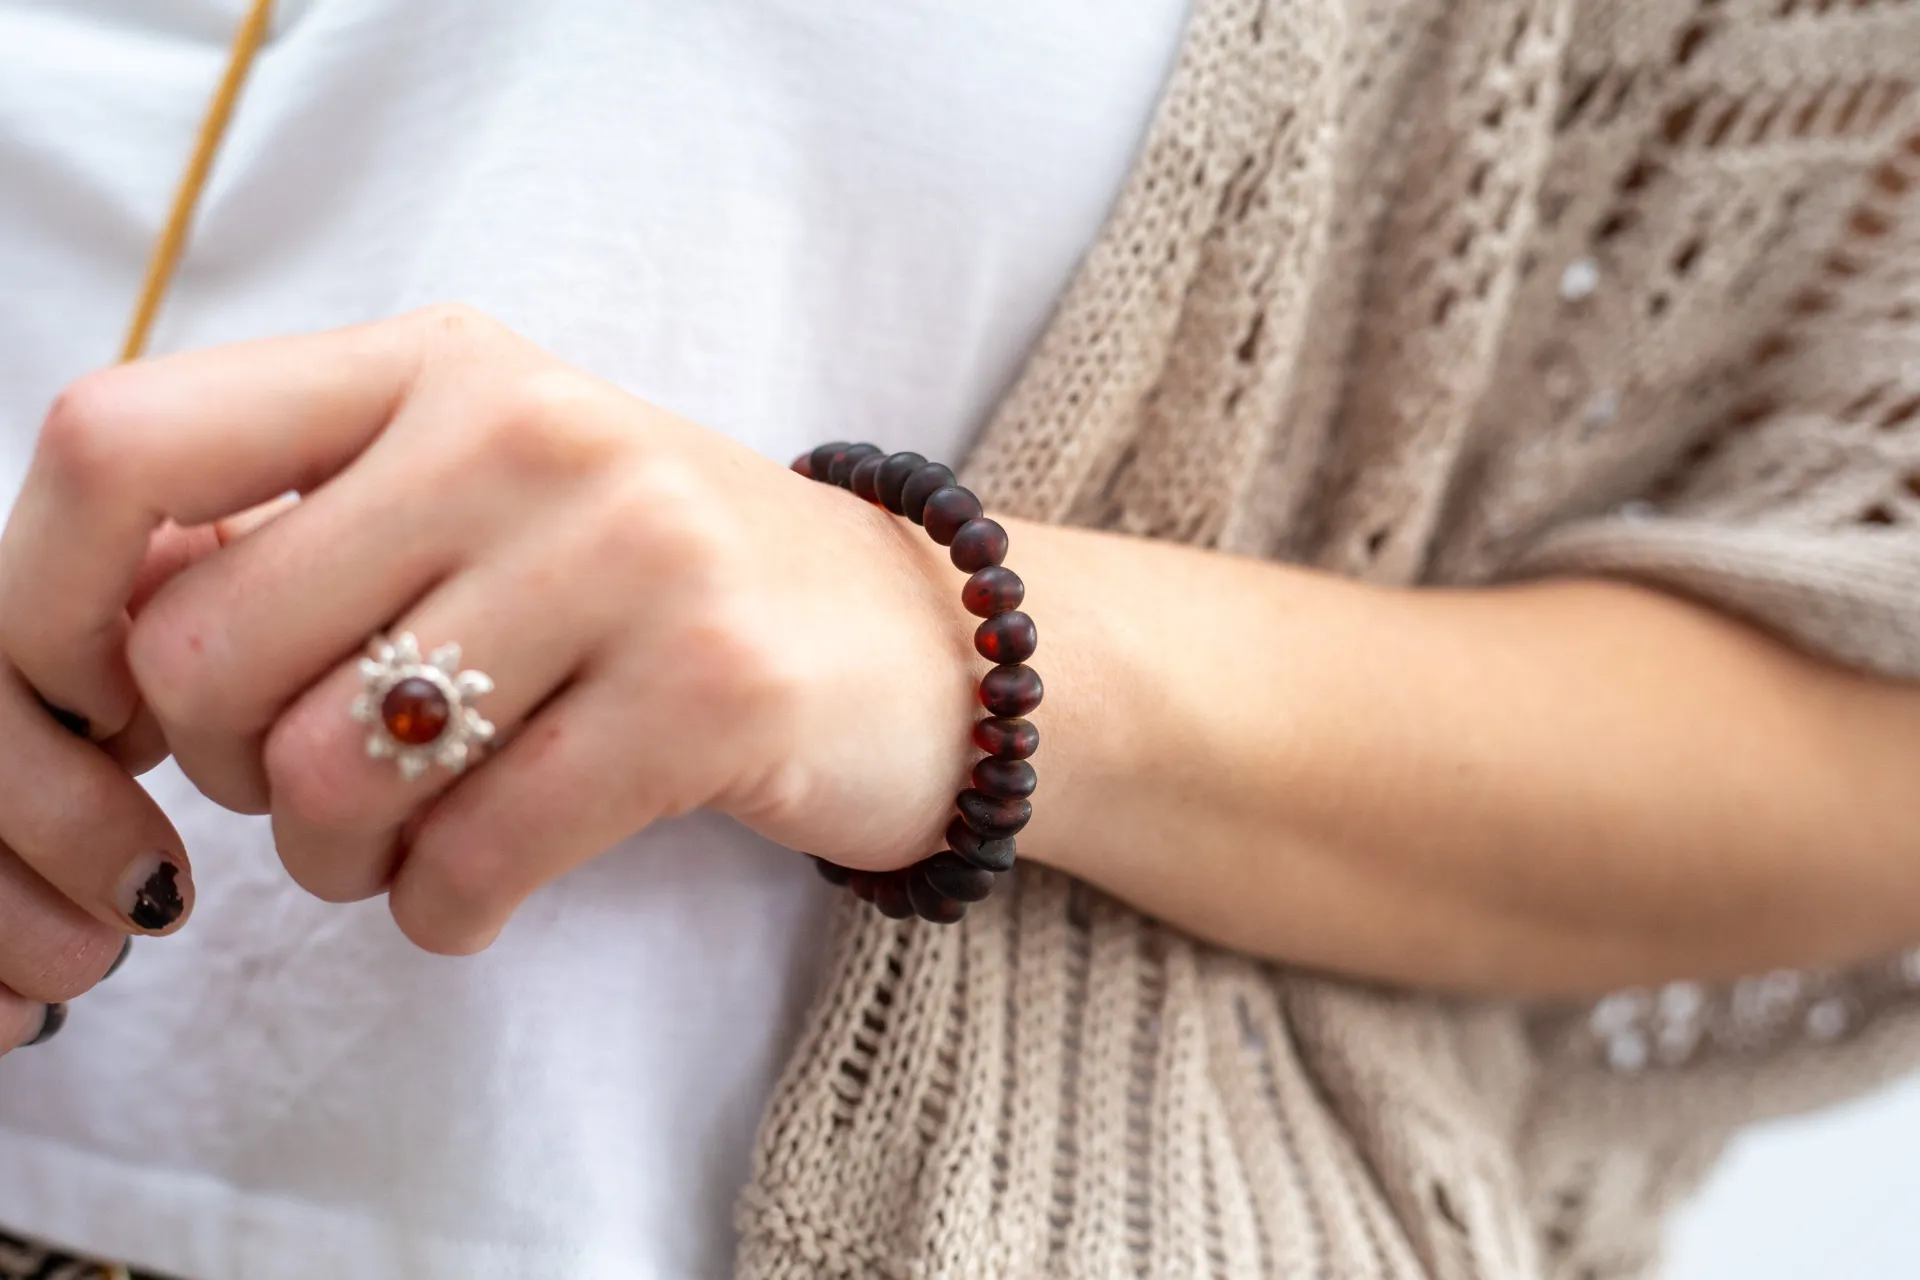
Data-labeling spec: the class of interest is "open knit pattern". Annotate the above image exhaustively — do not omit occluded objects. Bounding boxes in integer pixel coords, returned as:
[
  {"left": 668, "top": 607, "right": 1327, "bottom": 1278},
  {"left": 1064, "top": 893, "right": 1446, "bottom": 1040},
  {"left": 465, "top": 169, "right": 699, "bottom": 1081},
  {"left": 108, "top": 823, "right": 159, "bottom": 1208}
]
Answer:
[{"left": 737, "top": 2, "right": 1920, "bottom": 1277}]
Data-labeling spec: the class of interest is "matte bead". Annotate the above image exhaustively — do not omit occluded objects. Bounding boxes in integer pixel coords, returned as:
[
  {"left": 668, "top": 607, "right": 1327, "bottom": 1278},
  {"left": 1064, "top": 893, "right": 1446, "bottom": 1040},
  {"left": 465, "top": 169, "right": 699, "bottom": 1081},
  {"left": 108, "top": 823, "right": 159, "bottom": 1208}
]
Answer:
[
  {"left": 811, "top": 856, "right": 852, "bottom": 886},
  {"left": 829, "top": 443, "right": 882, "bottom": 488},
  {"left": 808, "top": 441, "right": 850, "bottom": 482},
  {"left": 899, "top": 463, "right": 958, "bottom": 525},
  {"left": 958, "top": 788, "right": 1032, "bottom": 840},
  {"left": 846, "top": 870, "right": 878, "bottom": 902},
  {"left": 973, "top": 757, "right": 1037, "bottom": 799},
  {"left": 921, "top": 852, "right": 996, "bottom": 902},
  {"left": 979, "top": 664, "right": 1043, "bottom": 717},
  {"left": 876, "top": 452, "right": 927, "bottom": 514},
  {"left": 973, "top": 716, "right": 1040, "bottom": 760},
  {"left": 949, "top": 518, "right": 1008, "bottom": 572},
  {"left": 790, "top": 452, "right": 815, "bottom": 478},
  {"left": 923, "top": 486, "right": 984, "bottom": 546},
  {"left": 948, "top": 816, "right": 1016, "bottom": 872},
  {"left": 962, "top": 566, "right": 1025, "bottom": 618},
  {"left": 975, "top": 611, "right": 1037, "bottom": 664},
  {"left": 872, "top": 870, "right": 916, "bottom": 919},
  {"left": 382, "top": 677, "right": 451, "bottom": 745},
  {"left": 850, "top": 452, "right": 887, "bottom": 502},
  {"left": 906, "top": 871, "right": 967, "bottom": 923}
]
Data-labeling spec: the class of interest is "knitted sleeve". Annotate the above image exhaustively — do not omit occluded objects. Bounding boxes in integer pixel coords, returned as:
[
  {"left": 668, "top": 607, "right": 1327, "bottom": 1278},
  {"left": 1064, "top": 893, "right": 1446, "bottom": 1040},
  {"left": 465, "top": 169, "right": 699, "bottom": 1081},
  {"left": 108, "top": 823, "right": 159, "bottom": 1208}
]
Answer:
[{"left": 1515, "top": 132, "right": 1920, "bottom": 679}]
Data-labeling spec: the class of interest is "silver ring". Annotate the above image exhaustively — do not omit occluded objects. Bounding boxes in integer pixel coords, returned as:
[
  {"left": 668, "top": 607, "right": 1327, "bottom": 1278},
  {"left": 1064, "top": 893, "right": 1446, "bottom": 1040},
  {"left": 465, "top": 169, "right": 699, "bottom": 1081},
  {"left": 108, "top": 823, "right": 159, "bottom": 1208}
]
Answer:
[{"left": 350, "top": 631, "right": 496, "bottom": 780}]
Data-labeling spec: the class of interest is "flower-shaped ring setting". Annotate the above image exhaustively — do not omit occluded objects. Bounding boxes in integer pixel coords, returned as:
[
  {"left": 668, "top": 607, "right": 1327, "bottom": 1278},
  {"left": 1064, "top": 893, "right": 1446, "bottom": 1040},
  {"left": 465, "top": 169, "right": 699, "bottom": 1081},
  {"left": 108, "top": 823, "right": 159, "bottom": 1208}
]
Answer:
[{"left": 350, "top": 632, "right": 497, "bottom": 780}]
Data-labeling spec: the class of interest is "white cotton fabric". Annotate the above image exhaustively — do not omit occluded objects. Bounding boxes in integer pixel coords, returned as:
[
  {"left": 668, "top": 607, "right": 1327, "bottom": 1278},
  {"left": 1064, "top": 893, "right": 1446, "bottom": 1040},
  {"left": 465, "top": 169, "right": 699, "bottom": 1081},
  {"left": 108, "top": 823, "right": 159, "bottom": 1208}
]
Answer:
[{"left": 0, "top": 1, "right": 1187, "bottom": 1277}]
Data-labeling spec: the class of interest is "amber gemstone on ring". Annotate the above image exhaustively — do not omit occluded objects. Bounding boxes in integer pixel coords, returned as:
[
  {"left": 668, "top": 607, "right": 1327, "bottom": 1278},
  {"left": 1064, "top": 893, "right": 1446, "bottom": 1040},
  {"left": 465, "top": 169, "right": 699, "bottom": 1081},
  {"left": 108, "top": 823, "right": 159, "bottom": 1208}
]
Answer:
[{"left": 381, "top": 677, "right": 452, "bottom": 746}]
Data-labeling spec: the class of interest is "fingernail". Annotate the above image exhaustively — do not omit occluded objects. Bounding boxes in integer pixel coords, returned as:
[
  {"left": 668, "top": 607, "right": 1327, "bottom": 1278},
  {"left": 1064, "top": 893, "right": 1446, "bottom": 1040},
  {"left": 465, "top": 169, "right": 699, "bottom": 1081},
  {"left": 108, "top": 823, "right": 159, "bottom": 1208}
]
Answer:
[
  {"left": 107, "top": 937, "right": 133, "bottom": 978},
  {"left": 117, "top": 854, "right": 188, "bottom": 933},
  {"left": 25, "top": 1003, "right": 66, "bottom": 1048},
  {"left": 35, "top": 694, "right": 90, "bottom": 739}
]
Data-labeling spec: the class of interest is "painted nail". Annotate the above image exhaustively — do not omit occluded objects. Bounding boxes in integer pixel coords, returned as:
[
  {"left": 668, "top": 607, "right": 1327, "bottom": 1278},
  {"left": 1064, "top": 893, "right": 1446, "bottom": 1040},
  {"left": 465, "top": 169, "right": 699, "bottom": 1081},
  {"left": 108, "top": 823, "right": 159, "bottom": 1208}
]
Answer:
[
  {"left": 107, "top": 937, "right": 133, "bottom": 979},
  {"left": 25, "top": 1003, "right": 66, "bottom": 1048},
  {"left": 35, "top": 694, "right": 90, "bottom": 739},
  {"left": 117, "top": 854, "right": 188, "bottom": 933}
]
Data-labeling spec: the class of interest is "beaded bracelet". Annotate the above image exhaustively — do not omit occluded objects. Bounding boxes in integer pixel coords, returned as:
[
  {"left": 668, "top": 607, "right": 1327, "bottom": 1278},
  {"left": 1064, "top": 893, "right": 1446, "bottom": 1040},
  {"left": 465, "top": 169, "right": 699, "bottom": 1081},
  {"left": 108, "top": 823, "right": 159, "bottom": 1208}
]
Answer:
[{"left": 792, "top": 442, "right": 1040, "bottom": 924}]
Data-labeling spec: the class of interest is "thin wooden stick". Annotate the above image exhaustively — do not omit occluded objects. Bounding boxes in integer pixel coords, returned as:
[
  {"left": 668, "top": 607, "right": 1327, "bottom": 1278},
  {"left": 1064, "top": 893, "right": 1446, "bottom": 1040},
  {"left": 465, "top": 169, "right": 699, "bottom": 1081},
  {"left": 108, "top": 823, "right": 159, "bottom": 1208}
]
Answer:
[{"left": 120, "top": 0, "right": 275, "bottom": 362}]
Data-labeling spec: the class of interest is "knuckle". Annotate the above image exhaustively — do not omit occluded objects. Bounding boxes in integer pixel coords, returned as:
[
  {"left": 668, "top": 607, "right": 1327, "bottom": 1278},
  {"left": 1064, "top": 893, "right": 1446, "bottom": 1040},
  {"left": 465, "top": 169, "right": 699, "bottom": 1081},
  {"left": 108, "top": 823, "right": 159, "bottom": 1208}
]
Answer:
[
  {"left": 482, "top": 370, "right": 629, "bottom": 480},
  {"left": 38, "top": 371, "right": 135, "bottom": 498},
  {"left": 264, "top": 713, "right": 365, "bottom": 833},
  {"left": 125, "top": 612, "right": 226, "bottom": 730},
  {"left": 390, "top": 834, "right": 512, "bottom": 956},
  {"left": 408, "top": 302, "right": 504, "bottom": 350}
]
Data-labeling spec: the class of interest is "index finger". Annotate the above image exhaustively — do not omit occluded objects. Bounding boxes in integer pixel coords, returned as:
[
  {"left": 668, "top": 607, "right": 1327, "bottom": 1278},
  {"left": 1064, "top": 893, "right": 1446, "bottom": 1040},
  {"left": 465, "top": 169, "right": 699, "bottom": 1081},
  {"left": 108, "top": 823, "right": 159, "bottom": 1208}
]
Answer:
[{"left": 0, "top": 312, "right": 436, "bottom": 735}]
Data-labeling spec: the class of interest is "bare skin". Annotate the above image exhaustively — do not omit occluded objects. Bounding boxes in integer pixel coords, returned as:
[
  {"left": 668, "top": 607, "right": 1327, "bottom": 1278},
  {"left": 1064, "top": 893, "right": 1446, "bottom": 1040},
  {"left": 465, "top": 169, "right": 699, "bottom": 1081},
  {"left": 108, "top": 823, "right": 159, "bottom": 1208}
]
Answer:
[{"left": 0, "top": 306, "right": 1911, "bottom": 1056}]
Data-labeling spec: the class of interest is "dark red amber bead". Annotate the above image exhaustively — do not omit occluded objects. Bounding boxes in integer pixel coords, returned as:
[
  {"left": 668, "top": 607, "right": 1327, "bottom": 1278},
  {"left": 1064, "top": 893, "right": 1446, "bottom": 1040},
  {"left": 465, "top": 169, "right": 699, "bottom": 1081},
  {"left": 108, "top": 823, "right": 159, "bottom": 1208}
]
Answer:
[
  {"left": 876, "top": 452, "right": 927, "bottom": 514},
  {"left": 921, "top": 852, "right": 995, "bottom": 902},
  {"left": 850, "top": 452, "right": 887, "bottom": 502},
  {"left": 975, "top": 611, "right": 1037, "bottom": 664},
  {"left": 973, "top": 757, "right": 1037, "bottom": 799},
  {"left": 846, "top": 870, "right": 878, "bottom": 902},
  {"left": 907, "top": 870, "right": 967, "bottom": 923},
  {"left": 949, "top": 518, "right": 1008, "bottom": 572},
  {"left": 811, "top": 856, "right": 852, "bottom": 885},
  {"left": 829, "top": 443, "right": 881, "bottom": 488},
  {"left": 790, "top": 452, "right": 815, "bottom": 478},
  {"left": 947, "top": 816, "right": 1016, "bottom": 872},
  {"left": 958, "top": 789, "right": 1031, "bottom": 840},
  {"left": 972, "top": 716, "right": 1039, "bottom": 760},
  {"left": 979, "top": 665, "right": 1043, "bottom": 717},
  {"left": 808, "top": 441, "right": 850, "bottom": 482},
  {"left": 872, "top": 870, "right": 916, "bottom": 919},
  {"left": 922, "top": 487, "right": 984, "bottom": 545},
  {"left": 382, "top": 677, "right": 451, "bottom": 746},
  {"left": 899, "top": 463, "right": 958, "bottom": 525},
  {"left": 962, "top": 566, "right": 1025, "bottom": 618}
]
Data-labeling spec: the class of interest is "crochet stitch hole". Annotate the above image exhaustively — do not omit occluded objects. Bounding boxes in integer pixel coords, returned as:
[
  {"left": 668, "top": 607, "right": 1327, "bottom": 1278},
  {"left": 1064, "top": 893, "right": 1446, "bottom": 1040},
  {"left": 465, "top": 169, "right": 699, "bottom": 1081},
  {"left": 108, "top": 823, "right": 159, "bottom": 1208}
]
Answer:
[
  {"left": 1860, "top": 504, "right": 1897, "bottom": 526},
  {"left": 1881, "top": 395, "right": 1920, "bottom": 428}
]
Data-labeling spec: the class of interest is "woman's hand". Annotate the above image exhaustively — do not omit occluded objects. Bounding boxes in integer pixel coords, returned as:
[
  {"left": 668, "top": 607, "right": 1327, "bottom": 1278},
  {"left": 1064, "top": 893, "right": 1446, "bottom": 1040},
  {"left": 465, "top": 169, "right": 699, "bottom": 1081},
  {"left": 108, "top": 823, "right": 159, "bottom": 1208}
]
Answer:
[{"left": 0, "top": 306, "right": 979, "bottom": 955}]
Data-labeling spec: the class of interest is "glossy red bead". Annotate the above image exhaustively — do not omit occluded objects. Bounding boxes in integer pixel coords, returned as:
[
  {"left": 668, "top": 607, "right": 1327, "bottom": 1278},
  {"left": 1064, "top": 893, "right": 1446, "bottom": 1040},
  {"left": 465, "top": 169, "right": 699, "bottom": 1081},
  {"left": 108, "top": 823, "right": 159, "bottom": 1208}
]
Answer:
[
  {"left": 949, "top": 518, "right": 1008, "bottom": 572},
  {"left": 872, "top": 870, "right": 916, "bottom": 919},
  {"left": 974, "top": 611, "right": 1037, "bottom": 664},
  {"left": 962, "top": 566, "right": 1025, "bottom": 618},
  {"left": 947, "top": 816, "right": 1016, "bottom": 872},
  {"left": 900, "top": 463, "right": 958, "bottom": 525},
  {"left": 381, "top": 677, "right": 450, "bottom": 746},
  {"left": 958, "top": 788, "right": 1031, "bottom": 839},
  {"left": 906, "top": 871, "right": 967, "bottom": 923},
  {"left": 972, "top": 716, "right": 1039, "bottom": 760},
  {"left": 850, "top": 452, "right": 887, "bottom": 502},
  {"left": 920, "top": 852, "right": 995, "bottom": 902},
  {"left": 978, "top": 664, "right": 1043, "bottom": 717},
  {"left": 829, "top": 442, "right": 882, "bottom": 488},
  {"left": 973, "top": 757, "right": 1037, "bottom": 799},
  {"left": 923, "top": 486, "right": 984, "bottom": 545}
]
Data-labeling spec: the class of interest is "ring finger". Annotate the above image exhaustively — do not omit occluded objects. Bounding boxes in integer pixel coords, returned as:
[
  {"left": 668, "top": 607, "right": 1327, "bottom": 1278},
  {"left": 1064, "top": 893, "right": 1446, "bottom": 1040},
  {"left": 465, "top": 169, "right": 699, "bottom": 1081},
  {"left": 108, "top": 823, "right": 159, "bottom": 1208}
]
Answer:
[{"left": 260, "top": 542, "right": 614, "bottom": 904}]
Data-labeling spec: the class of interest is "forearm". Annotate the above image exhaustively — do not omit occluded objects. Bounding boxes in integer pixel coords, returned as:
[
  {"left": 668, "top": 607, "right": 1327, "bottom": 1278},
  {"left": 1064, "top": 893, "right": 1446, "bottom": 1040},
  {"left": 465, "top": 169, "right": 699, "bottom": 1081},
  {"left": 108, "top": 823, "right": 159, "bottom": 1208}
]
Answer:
[{"left": 962, "top": 519, "right": 1920, "bottom": 997}]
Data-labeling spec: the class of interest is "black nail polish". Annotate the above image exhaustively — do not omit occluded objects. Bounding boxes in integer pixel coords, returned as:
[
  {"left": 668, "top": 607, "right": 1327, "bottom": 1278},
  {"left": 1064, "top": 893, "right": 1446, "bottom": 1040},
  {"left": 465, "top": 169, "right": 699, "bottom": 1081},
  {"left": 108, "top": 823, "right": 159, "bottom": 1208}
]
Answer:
[
  {"left": 129, "top": 862, "right": 184, "bottom": 932},
  {"left": 107, "top": 937, "right": 133, "bottom": 978},
  {"left": 35, "top": 694, "right": 89, "bottom": 739},
  {"left": 26, "top": 1003, "right": 66, "bottom": 1047}
]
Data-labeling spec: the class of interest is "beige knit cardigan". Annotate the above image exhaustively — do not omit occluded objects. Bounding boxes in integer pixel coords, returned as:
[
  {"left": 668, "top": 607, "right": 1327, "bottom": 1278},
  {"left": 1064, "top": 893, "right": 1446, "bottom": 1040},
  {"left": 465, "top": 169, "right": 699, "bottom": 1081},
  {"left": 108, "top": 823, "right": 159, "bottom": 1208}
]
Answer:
[{"left": 736, "top": 2, "right": 1920, "bottom": 1277}]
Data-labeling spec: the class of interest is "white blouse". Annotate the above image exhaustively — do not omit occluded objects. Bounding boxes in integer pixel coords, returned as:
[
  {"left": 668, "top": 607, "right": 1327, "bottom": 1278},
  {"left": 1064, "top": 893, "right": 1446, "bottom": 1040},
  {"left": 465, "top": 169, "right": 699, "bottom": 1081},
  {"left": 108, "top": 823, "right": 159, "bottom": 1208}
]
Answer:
[{"left": 0, "top": 0, "right": 1187, "bottom": 1276}]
